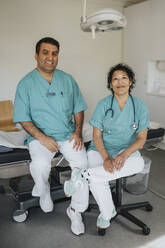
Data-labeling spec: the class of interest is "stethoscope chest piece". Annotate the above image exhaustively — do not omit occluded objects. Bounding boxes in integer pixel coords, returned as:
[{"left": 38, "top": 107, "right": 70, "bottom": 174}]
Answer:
[{"left": 131, "top": 123, "right": 138, "bottom": 130}]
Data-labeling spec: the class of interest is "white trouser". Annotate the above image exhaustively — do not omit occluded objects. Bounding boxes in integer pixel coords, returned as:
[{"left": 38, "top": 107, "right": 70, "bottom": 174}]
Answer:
[
  {"left": 86, "top": 150, "right": 144, "bottom": 220},
  {"left": 29, "top": 139, "right": 89, "bottom": 212}
]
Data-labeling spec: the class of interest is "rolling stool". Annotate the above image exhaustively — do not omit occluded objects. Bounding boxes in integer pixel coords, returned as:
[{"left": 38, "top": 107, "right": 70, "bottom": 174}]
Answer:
[{"left": 87, "top": 177, "right": 152, "bottom": 236}]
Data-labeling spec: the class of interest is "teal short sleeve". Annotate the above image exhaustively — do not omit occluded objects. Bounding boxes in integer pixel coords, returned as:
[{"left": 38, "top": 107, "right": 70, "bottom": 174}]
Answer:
[
  {"left": 136, "top": 101, "right": 150, "bottom": 133},
  {"left": 89, "top": 100, "right": 105, "bottom": 131},
  {"left": 13, "top": 80, "right": 32, "bottom": 123},
  {"left": 72, "top": 77, "right": 87, "bottom": 114}
]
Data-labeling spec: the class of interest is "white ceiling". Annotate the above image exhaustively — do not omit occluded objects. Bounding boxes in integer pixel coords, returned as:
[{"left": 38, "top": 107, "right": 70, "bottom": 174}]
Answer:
[
  {"left": 115, "top": 0, "right": 147, "bottom": 7},
  {"left": 88, "top": 0, "right": 147, "bottom": 8},
  {"left": 120, "top": 0, "right": 146, "bottom": 7}
]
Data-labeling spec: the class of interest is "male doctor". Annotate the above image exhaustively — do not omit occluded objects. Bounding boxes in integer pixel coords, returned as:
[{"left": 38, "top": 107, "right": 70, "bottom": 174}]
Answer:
[{"left": 14, "top": 37, "right": 89, "bottom": 235}]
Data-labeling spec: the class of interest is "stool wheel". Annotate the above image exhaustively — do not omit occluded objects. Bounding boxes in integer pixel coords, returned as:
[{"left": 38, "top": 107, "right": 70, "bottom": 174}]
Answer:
[
  {"left": 142, "top": 226, "right": 150, "bottom": 235},
  {"left": 98, "top": 228, "right": 106, "bottom": 236},
  {"left": 13, "top": 209, "right": 28, "bottom": 223},
  {"left": 145, "top": 204, "right": 153, "bottom": 212}
]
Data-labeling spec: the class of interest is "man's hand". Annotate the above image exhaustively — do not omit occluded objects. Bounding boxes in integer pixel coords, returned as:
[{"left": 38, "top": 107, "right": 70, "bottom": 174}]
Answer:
[
  {"left": 69, "top": 132, "right": 84, "bottom": 151},
  {"left": 103, "top": 157, "right": 115, "bottom": 173},
  {"left": 39, "top": 136, "right": 59, "bottom": 153},
  {"left": 20, "top": 121, "right": 58, "bottom": 153}
]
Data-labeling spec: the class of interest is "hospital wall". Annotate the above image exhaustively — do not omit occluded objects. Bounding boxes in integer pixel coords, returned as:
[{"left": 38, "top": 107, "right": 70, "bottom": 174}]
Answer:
[
  {"left": 123, "top": 0, "right": 165, "bottom": 129},
  {"left": 0, "top": 0, "right": 123, "bottom": 122}
]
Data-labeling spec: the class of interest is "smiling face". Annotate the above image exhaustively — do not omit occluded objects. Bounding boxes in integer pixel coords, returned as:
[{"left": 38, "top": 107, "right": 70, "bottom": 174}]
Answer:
[
  {"left": 35, "top": 42, "right": 59, "bottom": 75},
  {"left": 110, "top": 70, "right": 132, "bottom": 96}
]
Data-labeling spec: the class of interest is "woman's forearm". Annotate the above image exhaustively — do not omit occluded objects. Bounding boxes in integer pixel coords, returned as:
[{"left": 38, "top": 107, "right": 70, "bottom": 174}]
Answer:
[
  {"left": 123, "top": 129, "right": 148, "bottom": 157},
  {"left": 93, "top": 127, "right": 110, "bottom": 161}
]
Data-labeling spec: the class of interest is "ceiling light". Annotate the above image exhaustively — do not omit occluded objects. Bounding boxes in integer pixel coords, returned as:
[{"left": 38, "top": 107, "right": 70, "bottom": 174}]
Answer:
[{"left": 80, "top": 0, "right": 127, "bottom": 39}]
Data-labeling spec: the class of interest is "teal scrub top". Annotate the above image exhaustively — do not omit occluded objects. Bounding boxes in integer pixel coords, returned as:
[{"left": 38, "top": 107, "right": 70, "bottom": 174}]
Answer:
[
  {"left": 88, "top": 94, "right": 149, "bottom": 157},
  {"left": 13, "top": 69, "right": 87, "bottom": 144}
]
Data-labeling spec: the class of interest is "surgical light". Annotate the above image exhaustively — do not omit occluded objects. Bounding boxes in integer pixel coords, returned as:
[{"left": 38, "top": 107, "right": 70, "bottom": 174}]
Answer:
[{"left": 80, "top": 0, "right": 127, "bottom": 39}]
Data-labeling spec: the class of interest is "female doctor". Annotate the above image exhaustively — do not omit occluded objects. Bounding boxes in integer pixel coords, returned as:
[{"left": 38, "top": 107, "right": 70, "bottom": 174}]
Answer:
[{"left": 64, "top": 63, "right": 150, "bottom": 235}]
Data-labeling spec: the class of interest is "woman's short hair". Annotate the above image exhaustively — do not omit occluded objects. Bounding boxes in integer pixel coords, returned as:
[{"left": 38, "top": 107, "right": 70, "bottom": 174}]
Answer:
[{"left": 107, "top": 63, "right": 136, "bottom": 93}]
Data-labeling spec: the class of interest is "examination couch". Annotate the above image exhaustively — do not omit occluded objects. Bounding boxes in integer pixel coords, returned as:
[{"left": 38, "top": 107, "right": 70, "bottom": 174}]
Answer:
[{"left": 0, "top": 140, "right": 93, "bottom": 223}]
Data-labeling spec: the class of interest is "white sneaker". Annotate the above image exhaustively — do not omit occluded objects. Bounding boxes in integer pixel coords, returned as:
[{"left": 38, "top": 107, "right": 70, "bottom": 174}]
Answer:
[
  {"left": 97, "top": 215, "right": 110, "bottom": 229},
  {"left": 39, "top": 192, "right": 54, "bottom": 213},
  {"left": 111, "top": 208, "right": 117, "bottom": 219},
  {"left": 67, "top": 207, "right": 85, "bottom": 235},
  {"left": 64, "top": 169, "right": 86, "bottom": 197},
  {"left": 32, "top": 185, "right": 40, "bottom": 197},
  {"left": 97, "top": 208, "right": 117, "bottom": 229}
]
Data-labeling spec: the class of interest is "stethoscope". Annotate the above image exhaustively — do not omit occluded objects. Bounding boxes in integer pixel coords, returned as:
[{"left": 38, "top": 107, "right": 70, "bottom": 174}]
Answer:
[{"left": 104, "top": 94, "right": 138, "bottom": 130}]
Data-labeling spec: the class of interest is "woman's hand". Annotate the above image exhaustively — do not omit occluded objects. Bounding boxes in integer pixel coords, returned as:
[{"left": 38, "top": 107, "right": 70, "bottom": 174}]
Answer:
[
  {"left": 113, "top": 151, "right": 128, "bottom": 171},
  {"left": 103, "top": 157, "right": 115, "bottom": 173}
]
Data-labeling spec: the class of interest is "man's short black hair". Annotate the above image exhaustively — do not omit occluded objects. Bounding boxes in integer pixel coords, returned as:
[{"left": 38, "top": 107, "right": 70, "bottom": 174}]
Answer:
[
  {"left": 107, "top": 63, "right": 136, "bottom": 93},
  {"left": 35, "top": 37, "right": 60, "bottom": 54}
]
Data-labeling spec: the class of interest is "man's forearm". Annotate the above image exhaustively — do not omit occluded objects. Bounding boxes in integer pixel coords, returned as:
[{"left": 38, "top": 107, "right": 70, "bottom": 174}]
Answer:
[
  {"left": 73, "top": 111, "right": 84, "bottom": 136},
  {"left": 21, "top": 121, "right": 59, "bottom": 152},
  {"left": 20, "top": 121, "right": 46, "bottom": 141}
]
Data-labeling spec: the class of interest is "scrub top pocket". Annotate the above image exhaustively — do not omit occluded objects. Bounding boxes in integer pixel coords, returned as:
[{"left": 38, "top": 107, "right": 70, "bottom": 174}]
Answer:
[
  {"left": 61, "top": 93, "right": 73, "bottom": 113},
  {"left": 103, "top": 114, "right": 113, "bottom": 133}
]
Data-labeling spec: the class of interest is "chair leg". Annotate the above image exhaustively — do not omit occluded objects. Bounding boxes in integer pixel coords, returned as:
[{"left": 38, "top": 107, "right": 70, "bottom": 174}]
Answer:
[
  {"left": 87, "top": 178, "right": 152, "bottom": 236},
  {"left": 120, "top": 210, "right": 146, "bottom": 229},
  {"left": 113, "top": 178, "right": 152, "bottom": 235},
  {"left": 118, "top": 201, "right": 152, "bottom": 212},
  {"left": 119, "top": 210, "right": 150, "bottom": 235}
]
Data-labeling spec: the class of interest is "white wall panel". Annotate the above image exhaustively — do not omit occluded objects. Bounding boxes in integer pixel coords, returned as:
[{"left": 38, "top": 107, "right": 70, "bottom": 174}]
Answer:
[
  {"left": 123, "top": 0, "right": 165, "bottom": 128},
  {"left": 0, "top": 0, "right": 122, "bottom": 121}
]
